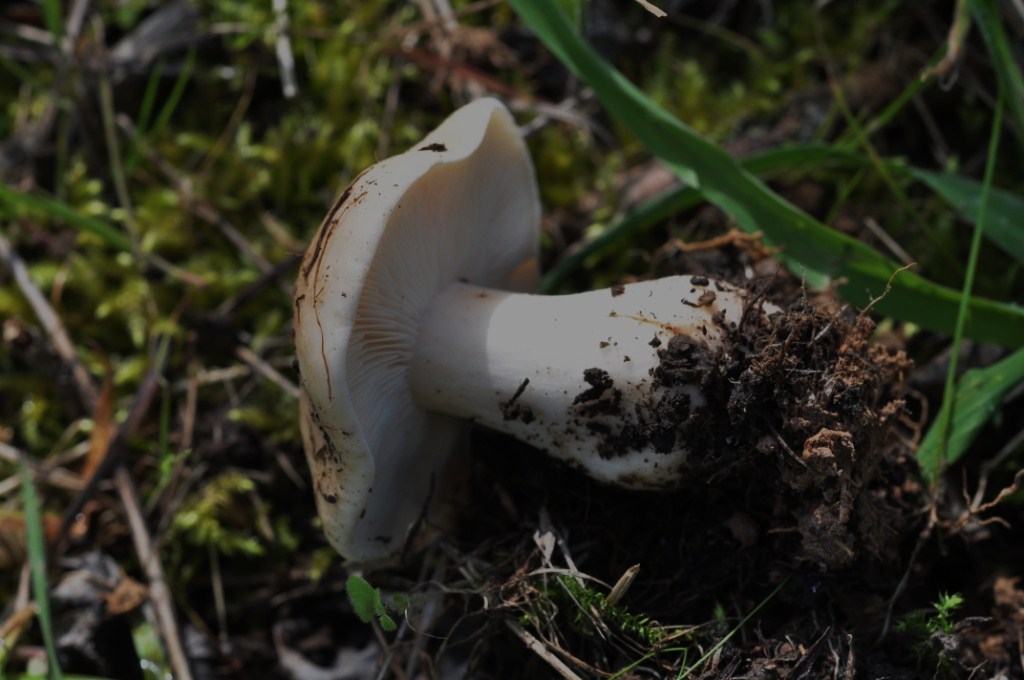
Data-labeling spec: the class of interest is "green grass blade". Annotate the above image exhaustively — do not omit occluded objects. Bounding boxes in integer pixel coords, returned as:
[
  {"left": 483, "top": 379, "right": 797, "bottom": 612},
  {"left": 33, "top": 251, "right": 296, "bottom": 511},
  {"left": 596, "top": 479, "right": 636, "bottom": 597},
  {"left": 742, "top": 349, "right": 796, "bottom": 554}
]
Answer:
[
  {"left": 919, "top": 84, "right": 1005, "bottom": 480},
  {"left": 125, "top": 57, "right": 168, "bottom": 173},
  {"left": 854, "top": 48, "right": 942, "bottom": 141},
  {"left": 149, "top": 47, "right": 197, "bottom": 142},
  {"left": 679, "top": 577, "right": 787, "bottom": 678},
  {"left": 971, "top": 0, "right": 1024, "bottom": 151},
  {"left": 509, "top": 0, "right": 1024, "bottom": 346},
  {"left": 917, "top": 347, "right": 1024, "bottom": 477},
  {"left": 0, "top": 185, "right": 132, "bottom": 251},
  {"left": 41, "top": 0, "right": 63, "bottom": 42},
  {"left": 19, "top": 456, "right": 65, "bottom": 680}
]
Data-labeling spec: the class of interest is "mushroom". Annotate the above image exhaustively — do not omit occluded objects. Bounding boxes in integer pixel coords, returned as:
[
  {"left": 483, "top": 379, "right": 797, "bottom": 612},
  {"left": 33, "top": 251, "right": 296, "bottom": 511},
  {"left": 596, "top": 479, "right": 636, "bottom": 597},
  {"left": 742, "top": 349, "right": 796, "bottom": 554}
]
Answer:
[{"left": 294, "top": 98, "right": 772, "bottom": 561}]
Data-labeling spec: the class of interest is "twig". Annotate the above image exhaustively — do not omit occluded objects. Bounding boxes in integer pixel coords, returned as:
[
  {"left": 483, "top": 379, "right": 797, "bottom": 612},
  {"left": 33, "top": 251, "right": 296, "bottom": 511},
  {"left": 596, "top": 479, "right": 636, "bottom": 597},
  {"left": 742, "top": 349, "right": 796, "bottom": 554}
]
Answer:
[
  {"left": 863, "top": 216, "right": 914, "bottom": 266},
  {"left": 214, "top": 254, "right": 299, "bottom": 316},
  {"left": 169, "top": 365, "right": 250, "bottom": 390},
  {"left": 377, "top": 53, "right": 405, "bottom": 158},
  {"left": 970, "top": 426, "right": 1024, "bottom": 509},
  {"left": 209, "top": 544, "right": 228, "bottom": 646},
  {"left": 880, "top": 502, "right": 936, "bottom": 639},
  {"left": 271, "top": 0, "right": 297, "bottom": 98},
  {"left": 0, "top": 233, "right": 98, "bottom": 410},
  {"left": 634, "top": 0, "right": 667, "bottom": 17},
  {"left": 196, "top": 69, "right": 258, "bottom": 178},
  {"left": 404, "top": 553, "right": 448, "bottom": 678},
  {"left": 860, "top": 263, "right": 915, "bottom": 315},
  {"left": 512, "top": 94, "right": 600, "bottom": 138},
  {"left": 0, "top": 442, "right": 85, "bottom": 496},
  {"left": 235, "top": 346, "right": 300, "bottom": 399},
  {"left": 428, "top": 0, "right": 485, "bottom": 99},
  {"left": 380, "top": 0, "right": 503, "bottom": 42},
  {"left": 16, "top": 562, "right": 31, "bottom": 611},
  {"left": 676, "top": 229, "right": 764, "bottom": 254},
  {"left": 505, "top": 619, "right": 584, "bottom": 680},
  {"left": 923, "top": 0, "right": 971, "bottom": 81},
  {"left": 0, "top": 602, "right": 36, "bottom": 644},
  {"left": 63, "top": 0, "right": 91, "bottom": 52},
  {"left": 114, "top": 465, "right": 195, "bottom": 680},
  {"left": 146, "top": 364, "right": 200, "bottom": 517}
]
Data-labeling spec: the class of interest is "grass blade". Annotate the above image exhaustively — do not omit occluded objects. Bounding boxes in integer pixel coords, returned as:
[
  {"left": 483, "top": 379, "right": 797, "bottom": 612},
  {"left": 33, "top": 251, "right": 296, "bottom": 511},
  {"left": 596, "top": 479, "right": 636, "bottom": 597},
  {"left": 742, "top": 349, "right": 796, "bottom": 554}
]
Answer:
[
  {"left": 917, "top": 347, "right": 1024, "bottom": 477},
  {"left": 679, "top": 577, "right": 787, "bottom": 678},
  {"left": 19, "top": 455, "right": 65, "bottom": 680},
  {"left": 0, "top": 185, "right": 132, "bottom": 251},
  {"left": 971, "top": 0, "right": 1024, "bottom": 151},
  {"left": 919, "top": 83, "right": 1006, "bottom": 479},
  {"left": 509, "top": 0, "right": 1024, "bottom": 346},
  {"left": 41, "top": 0, "right": 63, "bottom": 42},
  {"left": 149, "top": 47, "right": 197, "bottom": 143}
]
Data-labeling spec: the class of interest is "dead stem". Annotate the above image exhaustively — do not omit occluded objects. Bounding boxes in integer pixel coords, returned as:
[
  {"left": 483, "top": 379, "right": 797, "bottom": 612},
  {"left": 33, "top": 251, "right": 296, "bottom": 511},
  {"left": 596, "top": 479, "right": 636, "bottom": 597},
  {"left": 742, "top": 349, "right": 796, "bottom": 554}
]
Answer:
[
  {"left": 505, "top": 618, "right": 585, "bottom": 680},
  {"left": 115, "top": 465, "right": 195, "bottom": 680},
  {"left": 0, "top": 233, "right": 98, "bottom": 410},
  {"left": 0, "top": 442, "right": 85, "bottom": 495},
  {"left": 236, "top": 345, "right": 300, "bottom": 399}
]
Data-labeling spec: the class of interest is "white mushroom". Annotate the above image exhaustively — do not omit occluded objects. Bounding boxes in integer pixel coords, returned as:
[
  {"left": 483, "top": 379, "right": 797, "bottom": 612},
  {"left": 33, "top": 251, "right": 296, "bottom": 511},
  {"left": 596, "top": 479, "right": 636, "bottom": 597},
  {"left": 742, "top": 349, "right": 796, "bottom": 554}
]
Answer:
[{"left": 294, "top": 98, "right": 772, "bottom": 561}]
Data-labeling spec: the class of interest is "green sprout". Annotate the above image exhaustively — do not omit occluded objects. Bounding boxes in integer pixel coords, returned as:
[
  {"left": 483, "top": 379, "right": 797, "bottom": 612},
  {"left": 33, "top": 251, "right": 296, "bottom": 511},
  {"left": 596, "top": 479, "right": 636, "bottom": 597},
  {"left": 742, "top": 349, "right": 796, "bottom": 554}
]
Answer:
[
  {"left": 346, "top": 575, "right": 402, "bottom": 632},
  {"left": 896, "top": 591, "right": 965, "bottom": 637},
  {"left": 556, "top": 574, "right": 665, "bottom": 645},
  {"left": 895, "top": 591, "right": 967, "bottom": 676}
]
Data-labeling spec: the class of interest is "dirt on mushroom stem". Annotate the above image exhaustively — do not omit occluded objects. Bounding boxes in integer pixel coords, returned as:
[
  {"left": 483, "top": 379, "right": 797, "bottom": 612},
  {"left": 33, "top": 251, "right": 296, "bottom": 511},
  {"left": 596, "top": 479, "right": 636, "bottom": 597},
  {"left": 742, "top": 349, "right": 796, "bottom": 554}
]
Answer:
[{"left": 560, "top": 281, "right": 916, "bottom": 571}]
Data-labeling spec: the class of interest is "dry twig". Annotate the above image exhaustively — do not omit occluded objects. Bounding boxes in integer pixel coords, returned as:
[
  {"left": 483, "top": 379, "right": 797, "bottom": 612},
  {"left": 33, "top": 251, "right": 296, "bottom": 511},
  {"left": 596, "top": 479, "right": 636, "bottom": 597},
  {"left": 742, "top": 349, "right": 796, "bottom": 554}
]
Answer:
[
  {"left": 271, "top": 0, "right": 298, "bottom": 98},
  {"left": 235, "top": 346, "right": 300, "bottom": 399},
  {"left": 115, "top": 466, "right": 195, "bottom": 680},
  {"left": 505, "top": 619, "right": 584, "bottom": 680},
  {"left": 0, "top": 233, "right": 98, "bottom": 409}
]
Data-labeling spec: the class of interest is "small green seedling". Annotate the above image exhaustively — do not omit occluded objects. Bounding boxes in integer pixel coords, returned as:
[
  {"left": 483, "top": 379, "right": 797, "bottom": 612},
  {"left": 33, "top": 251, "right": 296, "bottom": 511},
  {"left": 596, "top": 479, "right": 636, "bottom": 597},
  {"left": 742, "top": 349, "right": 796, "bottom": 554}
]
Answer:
[
  {"left": 346, "top": 575, "right": 399, "bottom": 632},
  {"left": 556, "top": 574, "right": 665, "bottom": 645},
  {"left": 896, "top": 591, "right": 965, "bottom": 637},
  {"left": 929, "top": 592, "right": 966, "bottom": 635},
  {"left": 895, "top": 591, "right": 966, "bottom": 675}
]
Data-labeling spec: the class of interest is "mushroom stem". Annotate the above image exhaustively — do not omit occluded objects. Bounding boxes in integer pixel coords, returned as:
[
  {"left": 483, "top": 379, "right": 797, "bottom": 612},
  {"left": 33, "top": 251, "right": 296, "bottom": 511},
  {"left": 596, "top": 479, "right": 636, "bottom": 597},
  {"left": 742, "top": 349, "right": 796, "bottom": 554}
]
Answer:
[{"left": 409, "top": 275, "right": 757, "bottom": 488}]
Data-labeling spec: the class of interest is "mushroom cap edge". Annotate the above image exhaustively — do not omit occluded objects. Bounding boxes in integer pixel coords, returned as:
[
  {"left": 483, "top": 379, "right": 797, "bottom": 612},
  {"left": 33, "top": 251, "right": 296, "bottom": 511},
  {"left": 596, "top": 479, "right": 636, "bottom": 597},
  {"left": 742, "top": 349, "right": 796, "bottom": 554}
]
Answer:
[{"left": 293, "top": 98, "right": 540, "bottom": 561}]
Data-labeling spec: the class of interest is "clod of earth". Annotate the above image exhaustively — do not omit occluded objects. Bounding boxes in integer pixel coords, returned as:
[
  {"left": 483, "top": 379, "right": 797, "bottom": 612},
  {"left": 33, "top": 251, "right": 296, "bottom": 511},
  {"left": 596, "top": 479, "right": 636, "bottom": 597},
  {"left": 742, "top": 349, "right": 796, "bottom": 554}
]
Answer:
[{"left": 293, "top": 98, "right": 910, "bottom": 566}]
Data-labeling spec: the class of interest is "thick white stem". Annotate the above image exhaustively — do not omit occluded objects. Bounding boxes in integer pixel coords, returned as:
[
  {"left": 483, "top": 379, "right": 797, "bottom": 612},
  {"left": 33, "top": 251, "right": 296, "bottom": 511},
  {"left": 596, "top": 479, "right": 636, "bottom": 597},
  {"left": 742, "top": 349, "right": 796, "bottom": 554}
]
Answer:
[{"left": 409, "top": 275, "right": 751, "bottom": 488}]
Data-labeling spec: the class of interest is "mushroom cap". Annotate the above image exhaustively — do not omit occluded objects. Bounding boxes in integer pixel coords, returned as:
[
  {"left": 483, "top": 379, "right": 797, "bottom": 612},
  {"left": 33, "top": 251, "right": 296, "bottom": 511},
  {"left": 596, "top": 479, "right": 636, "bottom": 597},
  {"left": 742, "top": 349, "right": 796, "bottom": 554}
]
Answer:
[{"left": 294, "top": 98, "right": 540, "bottom": 561}]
